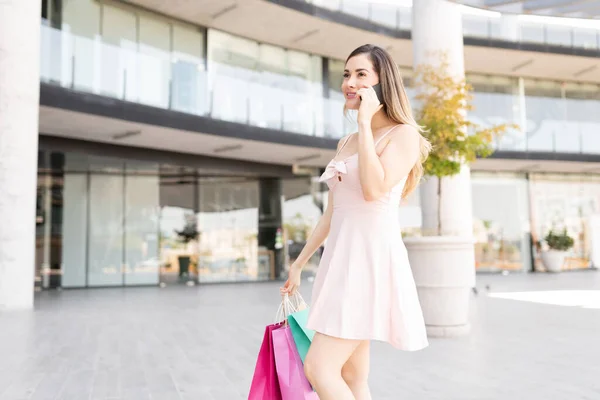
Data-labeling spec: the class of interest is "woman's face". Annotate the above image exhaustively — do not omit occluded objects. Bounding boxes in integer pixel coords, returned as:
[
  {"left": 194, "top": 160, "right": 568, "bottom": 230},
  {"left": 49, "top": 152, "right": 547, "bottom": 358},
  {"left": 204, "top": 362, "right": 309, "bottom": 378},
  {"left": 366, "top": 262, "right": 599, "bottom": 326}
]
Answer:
[{"left": 342, "top": 54, "right": 379, "bottom": 110}]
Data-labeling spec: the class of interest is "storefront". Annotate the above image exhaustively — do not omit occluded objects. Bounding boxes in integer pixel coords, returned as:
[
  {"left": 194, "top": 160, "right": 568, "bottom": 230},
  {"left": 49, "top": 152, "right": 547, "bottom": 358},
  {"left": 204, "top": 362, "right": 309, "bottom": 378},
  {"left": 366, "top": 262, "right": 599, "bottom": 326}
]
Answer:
[
  {"left": 471, "top": 172, "right": 600, "bottom": 273},
  {"left": 34, "top": 148, "right": 322, "bottom": 290}
]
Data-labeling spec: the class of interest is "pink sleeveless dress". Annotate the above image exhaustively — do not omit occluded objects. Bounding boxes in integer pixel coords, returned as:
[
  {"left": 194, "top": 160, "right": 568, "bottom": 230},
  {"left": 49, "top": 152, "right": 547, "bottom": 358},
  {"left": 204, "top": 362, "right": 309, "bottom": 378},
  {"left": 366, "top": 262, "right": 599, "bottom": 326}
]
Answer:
[{"left": 306, "top": 127, "right": 429, "bottom": 351}]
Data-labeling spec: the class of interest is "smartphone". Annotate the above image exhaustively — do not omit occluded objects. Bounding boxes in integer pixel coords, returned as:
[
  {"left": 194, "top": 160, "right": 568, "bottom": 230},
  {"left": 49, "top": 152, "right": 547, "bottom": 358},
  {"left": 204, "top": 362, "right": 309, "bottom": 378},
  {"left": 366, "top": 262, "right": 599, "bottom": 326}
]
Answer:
[
  {"left": 372, "top": 83, "right": 384, "bottom": 104},
  {"left": 360, "top": 83, "right": 384, "bottom": 104}
]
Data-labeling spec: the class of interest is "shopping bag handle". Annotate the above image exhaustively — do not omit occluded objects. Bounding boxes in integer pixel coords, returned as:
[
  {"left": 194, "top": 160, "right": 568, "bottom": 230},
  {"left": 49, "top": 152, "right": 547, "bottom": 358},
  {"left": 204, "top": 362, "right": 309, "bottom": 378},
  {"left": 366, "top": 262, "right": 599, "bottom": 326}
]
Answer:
[{"left": 274, "top": 292, "right": 306, "bottom": 325}]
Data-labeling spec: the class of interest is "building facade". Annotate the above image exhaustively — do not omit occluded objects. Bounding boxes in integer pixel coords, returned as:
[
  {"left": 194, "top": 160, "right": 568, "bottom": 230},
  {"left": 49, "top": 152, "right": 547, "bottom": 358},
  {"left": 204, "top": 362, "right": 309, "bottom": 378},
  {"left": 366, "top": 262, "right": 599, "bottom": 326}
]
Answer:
[{"left": 2, "top": 0, "right": 600, "bottom": 308}]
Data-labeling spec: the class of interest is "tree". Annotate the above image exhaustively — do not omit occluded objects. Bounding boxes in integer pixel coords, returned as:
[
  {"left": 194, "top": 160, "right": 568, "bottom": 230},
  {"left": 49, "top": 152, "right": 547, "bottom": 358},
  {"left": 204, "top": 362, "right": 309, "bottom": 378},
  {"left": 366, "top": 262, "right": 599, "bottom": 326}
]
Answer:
[{"left": 413, "top": 52, "right": 518, "bottom": 236}]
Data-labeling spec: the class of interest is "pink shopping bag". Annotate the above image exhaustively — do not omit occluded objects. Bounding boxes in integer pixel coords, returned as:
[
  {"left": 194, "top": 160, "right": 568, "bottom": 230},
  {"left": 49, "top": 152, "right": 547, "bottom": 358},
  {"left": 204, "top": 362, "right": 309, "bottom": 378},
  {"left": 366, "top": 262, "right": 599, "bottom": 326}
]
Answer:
[
  {"left": 248, "top": 323, "right": 283, "bottom": 400},
  {"left": 272, "top": 325, "right": 319, "bottom": 400}
]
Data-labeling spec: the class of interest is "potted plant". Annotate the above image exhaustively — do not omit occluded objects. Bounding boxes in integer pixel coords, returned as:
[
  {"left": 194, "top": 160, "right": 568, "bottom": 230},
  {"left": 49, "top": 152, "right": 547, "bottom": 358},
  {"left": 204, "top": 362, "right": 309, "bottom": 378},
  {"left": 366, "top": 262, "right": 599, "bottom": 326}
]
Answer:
[
  {"left": 539, "top": 228, "right": 574, "bottom": 273},
  {"left": 403, "top": 53, "right": 517, "bottom": 337},
  {"left": 175, "top": 215, "right": 200, "bottom": 280}
]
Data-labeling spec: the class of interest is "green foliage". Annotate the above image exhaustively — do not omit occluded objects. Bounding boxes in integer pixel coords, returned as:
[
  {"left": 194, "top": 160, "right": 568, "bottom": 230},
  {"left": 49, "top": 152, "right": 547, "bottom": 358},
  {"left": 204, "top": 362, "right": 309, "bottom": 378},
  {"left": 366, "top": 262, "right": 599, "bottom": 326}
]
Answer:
[
  {"left": 175, "top": 217, "right": 200, "bottom": 244},
  {"left": 413, "top": 53, "right": 519, "bottom": 236},
  {"left": 414, "top": 53, "right": 518, "bottom": 179},
  {"left": 544, "top": 229, "right": 574, "bottom": 251}
]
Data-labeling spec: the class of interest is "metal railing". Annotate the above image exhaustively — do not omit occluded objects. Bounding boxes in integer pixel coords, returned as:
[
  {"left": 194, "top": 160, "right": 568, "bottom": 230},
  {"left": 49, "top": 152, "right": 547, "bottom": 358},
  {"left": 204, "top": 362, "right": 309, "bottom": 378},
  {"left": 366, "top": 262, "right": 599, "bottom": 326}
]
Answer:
[
  {"left": 40, "top": 24, "right": 352, "bottom": 139},
  {"left": 304, "top": 0, "right": 600, "bottom": 50}
]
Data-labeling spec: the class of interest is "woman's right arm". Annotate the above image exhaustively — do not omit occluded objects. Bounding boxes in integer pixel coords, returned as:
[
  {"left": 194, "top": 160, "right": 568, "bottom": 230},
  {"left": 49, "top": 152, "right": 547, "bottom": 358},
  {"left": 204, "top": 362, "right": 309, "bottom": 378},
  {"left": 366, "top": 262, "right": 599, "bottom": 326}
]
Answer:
[
  {"left": 280, "top": 188, "right": 334, "bottom": 294},
  {"left": 292, "top": 189, "right": 334, "bottom": 269},
  {"left": 280, "top": 135, "right": 348, "bottom": 294}
]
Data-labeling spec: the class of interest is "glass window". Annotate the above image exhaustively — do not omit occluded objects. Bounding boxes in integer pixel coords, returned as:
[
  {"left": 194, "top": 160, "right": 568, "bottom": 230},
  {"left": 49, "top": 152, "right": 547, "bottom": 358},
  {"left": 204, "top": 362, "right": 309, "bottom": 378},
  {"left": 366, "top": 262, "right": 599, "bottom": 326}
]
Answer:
[
  {"left": 524, "top": 80, "right": 564, "bottom": 152},
  {"left": 489, "top": 18, "right": 505, "bottom": 40},
  {"left": 101, "top": 5, "right": 136, "bottom": 45},
  {"left": 259, "top": 44, "right": 287, "bottom": 76},
  {"left": 369, "top": 3, "right": 399, "bottom": 29},
  {"left": 325, "top": 59, "right": 354, "bottom": 137},
  {"left": 565, "top": 89, "right": 600, "bottom": 154},
  {"left": 288, "top": 51, "right": 311, "bottom": 81},
  {"left": 172, "top": 23, "right": 207, "bottom": 115},
  {"left": 62, "top": 0, "right": 100, "bottom": 38},
  {"left": 311, "top": 0, "right": 341, "bottom": 11},
  {"left": 341, "top": 1, "right": 369, "bottom": 19},
  {"left": 468, "top": 75, "right": 524, "bottom": 151},
  {"left": 546, "top": 25, "right": 572, "bottom": 47},
  {"left": 138, "top": 14, "right": 171, "bottom": 108},
  {"left": 519, "top": 21, "right": 545, "bottom": 44},
  {"left": 62, "top": 0, "right": 101, "bottom": 92},
  {"left": 88, "top": 173, "right": 125, "bottom": 286},
  {"left": 398, "top": 6, "right": 412, "bottom": 30},
  {"left": 207, "top": 29, "right": 322, "bottom": 136},
  {"left": 492, "top": 15, "right": 519, "bottom": 42},
  {"left": 61, "top": 173, "right": 88, "bottom": 288},
  {"left": 100, "top": 4, "right": 137, "bottom": 99},
  {"left": 573, "top": 28, "right": 598, "bottom": 49},
  {"left": 472, "top": 173, "right": 531, "bottom": 272},
  {"left": 124, "top": 166, "right": 160, "bottom": 286},
  {"left": 530, "top": 174, "right": 600, "bottom": 271},
  {"left": 311, "top": 55, "right": 325, "bottom": 137},
  {"left": 463, "top": 14, "right": 489, "bottom": 38},
  {"left": 197, "top": 178, "right": 262, "bottom": 283},
  {"left": 258, "top": 44, "right": 292, "bottom": 131},
  {"left": 158, "top": 167, "right": 198, "bottom": 285},
  {"left": 208, "top": 30, "right": 259, "bottom": 124},
  {"left": 328, "top": 59, "right": 344, "bottom": 93},
  {"left": 209, "top": 30, "right": 259, "bottom": 72}
]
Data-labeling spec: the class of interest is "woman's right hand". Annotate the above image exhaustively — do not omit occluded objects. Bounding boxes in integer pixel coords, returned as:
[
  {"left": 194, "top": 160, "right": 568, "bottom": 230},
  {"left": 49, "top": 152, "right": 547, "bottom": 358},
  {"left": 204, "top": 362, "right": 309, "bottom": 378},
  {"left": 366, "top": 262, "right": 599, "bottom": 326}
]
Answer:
[{"left": 280, "top": 263, "right": 302, "bottom": 295}]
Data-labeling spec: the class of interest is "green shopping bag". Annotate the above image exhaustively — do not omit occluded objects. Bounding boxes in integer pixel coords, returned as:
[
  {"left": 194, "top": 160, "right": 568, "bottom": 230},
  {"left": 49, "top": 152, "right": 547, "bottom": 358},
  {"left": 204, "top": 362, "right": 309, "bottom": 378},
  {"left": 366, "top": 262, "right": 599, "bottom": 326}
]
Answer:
[{"left": 287, "top": 307, "right": 315, "bottom": 364}]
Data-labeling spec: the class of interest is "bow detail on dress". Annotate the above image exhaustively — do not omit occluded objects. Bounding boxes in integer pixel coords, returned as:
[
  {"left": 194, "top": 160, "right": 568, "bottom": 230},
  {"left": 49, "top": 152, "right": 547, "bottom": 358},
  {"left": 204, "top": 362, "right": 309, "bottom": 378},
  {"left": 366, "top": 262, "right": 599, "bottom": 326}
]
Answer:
[{"left": 319, "top": 160, "right": 348, "bottom": 182}]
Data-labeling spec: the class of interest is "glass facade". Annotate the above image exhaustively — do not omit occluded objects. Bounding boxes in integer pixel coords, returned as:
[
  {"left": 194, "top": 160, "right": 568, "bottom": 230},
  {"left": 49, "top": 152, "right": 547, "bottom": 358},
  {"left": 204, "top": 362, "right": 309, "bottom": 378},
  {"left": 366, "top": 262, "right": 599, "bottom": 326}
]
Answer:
[
  {"left": 41, "top": 0, "right": 334, "bottom": 137},
  {"left": 207, "top": 30, "right": 325, "bottom": 136},
  {"left": 36, "top": 0, "right": 600, "bottom": 280},
  {"left": 472, "top": 173, "right": 532, "bottom": 272},
  {"left": 306, "top": 0, "right": 600, "bottom": 50},
  {"left": 529, "top": 174, "right": 600, "bottom": 272},
  {"left": 397, "top": 171, "right": 600, "bottom": 273},
  {"left": 40, "top": 0, "right": 600, "bottom": 154},
  {"left": 42, "top": 0, "right": 208, "bottom": 115},
  {"left": 196, "top": 178, "right": 263, "bottom": 283},
  {"left": 467, "top": 75, "right": 600, "bottom": 155},
  {"left": 34, "top": 151, "right": 292, "bottom": 288}
]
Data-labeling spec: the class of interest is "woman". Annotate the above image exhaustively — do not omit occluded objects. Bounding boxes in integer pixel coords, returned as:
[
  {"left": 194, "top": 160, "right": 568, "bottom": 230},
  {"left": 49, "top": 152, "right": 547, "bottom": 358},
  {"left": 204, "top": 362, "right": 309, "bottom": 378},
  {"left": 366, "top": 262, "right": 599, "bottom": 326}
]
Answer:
[{"left": 281, "top": 44, "right": 431, "bottom": 399}]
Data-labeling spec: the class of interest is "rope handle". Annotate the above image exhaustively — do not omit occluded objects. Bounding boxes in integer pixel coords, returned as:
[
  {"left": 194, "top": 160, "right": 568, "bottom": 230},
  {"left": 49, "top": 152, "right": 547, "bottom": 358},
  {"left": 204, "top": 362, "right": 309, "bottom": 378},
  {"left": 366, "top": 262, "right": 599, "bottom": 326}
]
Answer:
[{"left": 274, "top": 292, "right": 307, "bottom": 324}]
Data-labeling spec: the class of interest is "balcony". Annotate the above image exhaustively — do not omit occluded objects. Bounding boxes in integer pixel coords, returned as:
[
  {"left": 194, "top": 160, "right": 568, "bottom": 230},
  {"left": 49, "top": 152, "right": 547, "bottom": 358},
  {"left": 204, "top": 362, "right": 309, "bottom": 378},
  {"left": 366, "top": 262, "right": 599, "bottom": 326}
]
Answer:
[
  {"left": 39, "top": 21, "right": 600, "bottom": 162},
  {"left": 39, "top": 23, "right": 354, "bottom": 142},
  {"left": 300, "top": 0, "right": 600, "bottom": 52}
]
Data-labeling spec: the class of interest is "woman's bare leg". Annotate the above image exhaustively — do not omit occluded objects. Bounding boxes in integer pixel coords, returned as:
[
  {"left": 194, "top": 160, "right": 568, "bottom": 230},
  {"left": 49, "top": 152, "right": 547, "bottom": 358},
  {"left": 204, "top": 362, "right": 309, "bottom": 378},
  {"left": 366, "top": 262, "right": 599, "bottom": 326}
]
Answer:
[
  {"left": 342, "top": 340, "right": 371, "bottom": 400},
  {"left": 304, "top": 332, "right": 361, "bottom": 400}
]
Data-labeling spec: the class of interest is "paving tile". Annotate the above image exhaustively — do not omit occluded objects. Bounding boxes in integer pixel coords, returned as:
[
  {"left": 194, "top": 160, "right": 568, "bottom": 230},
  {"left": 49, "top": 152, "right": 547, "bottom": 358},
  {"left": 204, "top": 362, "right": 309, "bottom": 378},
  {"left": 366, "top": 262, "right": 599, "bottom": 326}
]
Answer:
[{"left": 0, "top": 272, "right": 599, "bottom": 399}]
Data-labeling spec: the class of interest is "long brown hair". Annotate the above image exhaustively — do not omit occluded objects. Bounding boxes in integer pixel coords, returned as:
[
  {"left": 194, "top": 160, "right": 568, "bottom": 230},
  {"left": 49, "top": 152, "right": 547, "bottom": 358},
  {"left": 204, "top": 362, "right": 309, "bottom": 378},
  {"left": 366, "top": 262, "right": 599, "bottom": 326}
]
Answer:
[{"left": 345, "top": 44, "right": 431, "bottom": 199}]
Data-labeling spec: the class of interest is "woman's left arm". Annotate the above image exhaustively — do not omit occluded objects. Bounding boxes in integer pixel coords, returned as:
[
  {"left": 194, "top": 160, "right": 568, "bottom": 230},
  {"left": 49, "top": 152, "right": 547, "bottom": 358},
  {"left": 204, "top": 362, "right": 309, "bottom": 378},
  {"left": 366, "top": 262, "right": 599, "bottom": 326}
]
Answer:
[{"left": 357, "top": 123, "right": 420, "bottom": 201}]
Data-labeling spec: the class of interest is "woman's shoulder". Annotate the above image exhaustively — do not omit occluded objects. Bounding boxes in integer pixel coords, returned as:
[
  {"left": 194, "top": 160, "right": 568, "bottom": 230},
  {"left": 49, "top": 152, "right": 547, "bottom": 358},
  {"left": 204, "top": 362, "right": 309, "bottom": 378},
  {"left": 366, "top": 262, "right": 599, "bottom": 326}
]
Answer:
[
  {"left": 337, "top": 132, "right": 357, "bottom": 150},
  {"left": 387, "top": 124, "right": 419, "bottom": 142},
  {"left": 391, "top": 123, "right": 418, "bottom": 135},
  {"left": 381, "top": 124, "right": 420, "bottom": 154}
]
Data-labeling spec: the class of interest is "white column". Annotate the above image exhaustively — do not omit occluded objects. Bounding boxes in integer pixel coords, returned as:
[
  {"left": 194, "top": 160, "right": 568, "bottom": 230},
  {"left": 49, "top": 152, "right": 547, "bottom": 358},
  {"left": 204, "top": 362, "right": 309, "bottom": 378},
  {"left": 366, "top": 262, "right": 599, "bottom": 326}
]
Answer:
[
  {"left": 412, "top": 0, "right": 473, "bottom": 238},
  {"left": 0, "top": 0, "right": 41, "bottom": 310}
]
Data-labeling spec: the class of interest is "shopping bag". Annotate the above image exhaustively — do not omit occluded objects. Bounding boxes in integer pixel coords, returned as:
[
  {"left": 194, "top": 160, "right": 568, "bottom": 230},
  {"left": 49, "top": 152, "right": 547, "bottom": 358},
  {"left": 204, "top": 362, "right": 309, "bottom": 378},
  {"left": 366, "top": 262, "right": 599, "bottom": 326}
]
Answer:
[
  {"left": 248, "top": 323, "right": 283, "bottom": 400},
  {"left": 272, "top": 325, "right": 319, "bottom": 400},
  {"left": 288, "top": 308, "right": 315, "bottom": 364}
]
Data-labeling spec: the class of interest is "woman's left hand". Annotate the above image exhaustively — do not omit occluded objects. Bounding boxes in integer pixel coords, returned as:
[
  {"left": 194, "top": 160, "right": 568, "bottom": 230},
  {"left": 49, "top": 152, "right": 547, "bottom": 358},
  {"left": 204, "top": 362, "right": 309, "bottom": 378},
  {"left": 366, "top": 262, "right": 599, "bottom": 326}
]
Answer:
[{"left": 357, "top": 86, "right": 383, "bottom": 125}]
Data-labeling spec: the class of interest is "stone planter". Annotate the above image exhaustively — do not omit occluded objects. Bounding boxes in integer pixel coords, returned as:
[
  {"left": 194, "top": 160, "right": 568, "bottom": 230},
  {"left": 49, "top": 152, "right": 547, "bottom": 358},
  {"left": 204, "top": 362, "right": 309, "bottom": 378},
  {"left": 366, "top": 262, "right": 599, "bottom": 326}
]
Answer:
[
  {"left": 541, "top": 250, "right": 567, "bottom": 273},
  {"left": 403, "top": 236, "right": 476, "bottom": 337}
]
